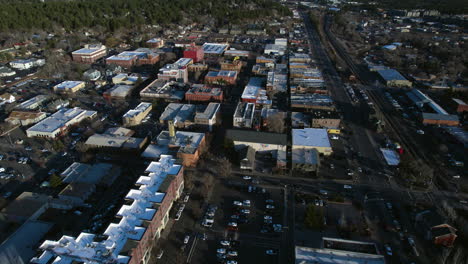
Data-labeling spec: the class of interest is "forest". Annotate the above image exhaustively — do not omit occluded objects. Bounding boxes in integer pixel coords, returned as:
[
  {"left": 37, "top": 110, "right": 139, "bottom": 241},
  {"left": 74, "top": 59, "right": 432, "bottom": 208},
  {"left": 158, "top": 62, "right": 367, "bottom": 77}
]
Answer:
[
  {"left": 358, "top": 0, "right": 468, "bottom": 14},
  {"left": 0, "top": 0, "right": 291, "bottom": 32}
]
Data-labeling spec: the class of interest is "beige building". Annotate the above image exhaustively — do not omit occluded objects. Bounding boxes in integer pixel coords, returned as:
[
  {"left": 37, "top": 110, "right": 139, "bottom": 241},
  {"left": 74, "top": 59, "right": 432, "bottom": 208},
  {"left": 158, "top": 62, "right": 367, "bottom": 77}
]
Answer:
[
  {"left": 122, "top": 102, "right": 152, "bottom": 126},
  {"left": 5, "top": 111, "right": 47, "bottom": 126},
  {"left": 53, "top": 81, "right": 86, "bottom": 93}
]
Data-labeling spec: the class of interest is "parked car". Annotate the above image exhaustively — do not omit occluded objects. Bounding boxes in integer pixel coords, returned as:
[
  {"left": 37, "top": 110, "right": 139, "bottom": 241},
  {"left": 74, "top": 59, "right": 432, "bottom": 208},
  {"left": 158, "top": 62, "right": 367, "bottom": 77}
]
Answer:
[
  {"left": 183, "top": 235, "right": 190, "bottom": 244},
  {"left": 384, "top": 244, "right": 392, "bottom": 256},
  {"left": 266, "top": 249, "right": 278, "bottom": 255}
]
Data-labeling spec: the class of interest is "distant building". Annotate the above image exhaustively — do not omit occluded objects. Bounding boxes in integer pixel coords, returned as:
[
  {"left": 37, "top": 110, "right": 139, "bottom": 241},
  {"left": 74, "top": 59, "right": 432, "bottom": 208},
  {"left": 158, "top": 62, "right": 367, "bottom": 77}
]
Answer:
[
  {"left": 106, "top": 48, "right": 160, "bottom": 68},
  {"left": 377, "top": 69, "right": 412, "bottom": 87},
  {"left": 123, "top": 102, "right": 152, "bottom": 126},
  {"left": 0, "top": 66, "right": 16, "bottom": 77},
  {"left": 16, "top": 95, "right": 48, "bottom": 110},
  {"left": 26, "top": 107, "right": 97, "bottom": 138},
  {"left": 140, "top": 79, "right": 186, "bottom": 102},
  {"left": 194, "top": 102, "right": 221, "bottom": 131},
  {"left": 146, "top": 37, "right": 164, "bottom": 48},
  {"left": 112, "top": 73, "right": 147, "bottom": 86},
  {"left": 233, "top": 102, "right": 255, "bottom": 128},
  {"left": 310, "top": 110, "right": 341, "bottom": 129},
  {"left": 72, "top": 44, "right": 107, "bottom": 63},
  {"left": 202, "top": 43, "right": 229, "bottom": 57},
  {"left": 224, "top": 49, "right": 250, "bottom": 58},
  {"left": 185, "top": 84, "right": 223, "bottom": 102},
  {"left": 31, "top": 155, "right": 184, "bottom": 264},
  {"left": 292, "top": 148, "right": 320, "bottom": 174},
  {"left": 226, "top": 129, "right": 287, "bottom": 153},
  {"left": 220, "top": 59, "right": 243, "bottom": 72},
  {"left": 292, "top": 128, "right": 332, "bottom": 155},
  {"left": 264, "top": 44, "right": 286, "bottom": 56},
  {"left": 5, "top": 111, "right": 47, "bottom": 126},
  {"left": 158, "top": 58, "right": 192, "bottom": 83},
  {"left": 103, "top": 84, "right": 134, "bottom": 99},
  {"left": 9, "top": 58, "right": 45, "bottom": 70},
  {"left": 85, "top": 127, "right": 148, "bottom": 151},
  {"left": 291, "top": 93, "right": 335, "bottom": 111},
  {"left": 53, "top": 81, "right": 85, "bottom": 93},
  {"left": 204, "top": 70, "right": 238, "bottom": 85},
  {"left": 295, "top": 237, "right": 385, "bottom": 264},
  {"left": 184, "top": 44, "right": 204, "bottom": 63}
]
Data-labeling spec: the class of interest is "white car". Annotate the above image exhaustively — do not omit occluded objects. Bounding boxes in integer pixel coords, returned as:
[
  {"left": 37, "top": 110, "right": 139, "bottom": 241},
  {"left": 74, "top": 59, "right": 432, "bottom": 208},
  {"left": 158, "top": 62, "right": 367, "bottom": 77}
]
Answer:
[
  {"left": 220, "top": 240, "right": 230, "bottom": 246},
  {"left": 217, "top": 248, "right": 226, "bottom": 254},
  {"left": 243, "top": 175, "right": 252, "bottom": 180},
  {"left": 183, "top": 235, "right": 190, "bottom": 244},
  {"left": 264, "top": 215, "right": 273, "bottom": 220},
  {"left": 344, "top": 185, "right": 352, "bottom": 189},
  {"left": 416, "top": 129, "right": 424, "bottom": 135},
  {"left": 183, "top": 194, "right": 190, "bottom": 203},
  {"left": 233, "top": 201, "right": 242, "bottom": 206},
  {"left": 240, "top": 209, "right": 250, "bottom": 214},
  {"left": 266, "top": 204, "right": 275, "bottom": 209},
  {"left": 243, "top": 200, "right": 251, "bottom": 207},
  {"left": 0, "top": 168, "right": 5, "bottom": 173},
  {"left": 227, "top": 251, "right": 238, "bottom": 257}
]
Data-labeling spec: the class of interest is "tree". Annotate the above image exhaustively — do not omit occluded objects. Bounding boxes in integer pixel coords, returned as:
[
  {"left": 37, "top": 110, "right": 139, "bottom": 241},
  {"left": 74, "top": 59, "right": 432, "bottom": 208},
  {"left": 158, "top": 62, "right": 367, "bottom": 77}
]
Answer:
[
  {"left": 304, "top": 205, "right": 324, "bottom": 229},
  {"left": 266, "top": 113, "right": 286, "bottom": 133}
]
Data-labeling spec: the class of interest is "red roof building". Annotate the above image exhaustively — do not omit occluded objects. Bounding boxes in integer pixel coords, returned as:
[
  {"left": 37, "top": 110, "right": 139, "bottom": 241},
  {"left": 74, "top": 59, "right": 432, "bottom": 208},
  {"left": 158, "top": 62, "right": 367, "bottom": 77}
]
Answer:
[
  {"left": 185, "top": 84, "right": 224, "bottom": 102},
  {"left": 183, "top": 44, "right": 204, "bottom": 63}
]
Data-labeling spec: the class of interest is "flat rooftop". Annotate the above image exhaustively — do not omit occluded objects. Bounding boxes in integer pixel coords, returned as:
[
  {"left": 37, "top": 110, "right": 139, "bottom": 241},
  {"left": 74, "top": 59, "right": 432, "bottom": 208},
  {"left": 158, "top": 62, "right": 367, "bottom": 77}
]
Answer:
[
  {"left": 72, "top": 44, "right": 105, "bottom": 54},
  {"left": 202, "top": 43, "right": 229, "bottom": 54},
  {"left": 195, "top": 103, "right": 220, "bottom": 120},
  {"left": 242, "top": 77, "right": 265, "bottom": 99},
  {"left": 226, "top": 129, "right": 287, "bottom": 146},
  {"left": 123, "top": 102, "right": 152, "bottom": 118},
  {"left": 293, "top": 128, "right": 331, "bottom": 148},
  {"left": 377, "top": 69, "right": 408, "bottom": 81},
  {"left": 27, "top": 107, "right": 96, "bottom": 133},
  {"left": 295, "top": 246, "right": 385, "bottom": 264},
  {"left": 157, "top": 131, "right": 205, "bottom": 154}
]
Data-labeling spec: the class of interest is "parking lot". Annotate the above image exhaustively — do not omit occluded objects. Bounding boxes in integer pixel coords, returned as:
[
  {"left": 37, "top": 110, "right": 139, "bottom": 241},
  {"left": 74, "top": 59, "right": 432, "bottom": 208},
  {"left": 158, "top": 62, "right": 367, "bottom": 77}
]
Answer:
[{"left": 157, "top": 174, "right": 285, "bottom": 264}]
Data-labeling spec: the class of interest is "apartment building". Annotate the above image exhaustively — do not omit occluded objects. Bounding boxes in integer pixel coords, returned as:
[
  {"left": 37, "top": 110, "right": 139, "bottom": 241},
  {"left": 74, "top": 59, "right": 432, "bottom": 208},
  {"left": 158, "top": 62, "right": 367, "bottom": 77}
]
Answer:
[
  {"left": 158, "top": 58, "right": 192, "bottom": 83},
  {"left": 106, "top": 48, "right": 160, "bottom": 68},
  {"left": 53, "top": 81, "right": 85, "bottom": 93},
  {"left": 31, "top": 155, "right": 184, "bottom": 264}
]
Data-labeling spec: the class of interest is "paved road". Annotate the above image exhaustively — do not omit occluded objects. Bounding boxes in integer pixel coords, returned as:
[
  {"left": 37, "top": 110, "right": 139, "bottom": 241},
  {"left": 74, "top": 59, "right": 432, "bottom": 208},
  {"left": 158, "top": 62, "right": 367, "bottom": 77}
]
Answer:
[{"left": 301, "top": 12, "right": 389, "bottom": 187}]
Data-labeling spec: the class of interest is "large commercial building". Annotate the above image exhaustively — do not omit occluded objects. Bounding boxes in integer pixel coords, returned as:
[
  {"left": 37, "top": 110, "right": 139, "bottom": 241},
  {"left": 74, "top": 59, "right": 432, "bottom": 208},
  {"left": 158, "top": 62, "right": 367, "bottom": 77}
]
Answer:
[
  {"left": 194, "top": 103, "right": 221, "bottom": 131},
  {"left": 106, "top": 48, "right": 160, "bottom": 68},
  {"left": 292, "top": 128, "right": 332, "bottom": 155},
  {"left": 159, "top": 103, "right": 196, "bottom": 127},
  {"left": 72, "top": 44, "right": 107, "bottom": 63},
  {"left": 31, "top": 155, "right": 184, "bottom": 264},
  {"left": 158, "top": 58, "right": 192, "bottom": 83},
  {"left": 123, "top": 102, "right": 152, "bottom": 126},
  {"left": 185, "top": 84, "right": 223, "bottom": 102},
  {"left": 9, "top": 58, "right": 45, "bottom": 70},
  {"left": 26, "top": 107, "right": 97, "bottom": 138},
  {"left": 53, "top": 81, "right": 85, "bottom": 93},
  {"left": 5, "top": 111, "right": 47, "bottom": 126}
]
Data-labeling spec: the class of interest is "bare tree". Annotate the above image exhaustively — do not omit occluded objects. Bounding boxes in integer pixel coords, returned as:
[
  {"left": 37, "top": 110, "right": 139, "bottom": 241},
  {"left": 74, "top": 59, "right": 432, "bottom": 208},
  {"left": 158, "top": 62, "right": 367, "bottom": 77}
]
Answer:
[{"left": 266, "top": 113, "right": 285, "bottom": 133}]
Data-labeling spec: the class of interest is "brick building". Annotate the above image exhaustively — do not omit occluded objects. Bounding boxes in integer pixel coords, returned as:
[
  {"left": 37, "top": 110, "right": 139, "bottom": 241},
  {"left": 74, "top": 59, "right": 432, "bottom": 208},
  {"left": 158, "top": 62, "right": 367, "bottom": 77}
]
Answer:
[
  {"left": 185, "top": 84, "right": 223, "bottom": 102},
  {"left": 146, "top": 38, "right": 164, "bottom": 48},
  {"left": 421, "top": 113, "right": 459, "bottom": 126},
  {"left": 72, "top": 44, "right": 107, "bottom": 63}
]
